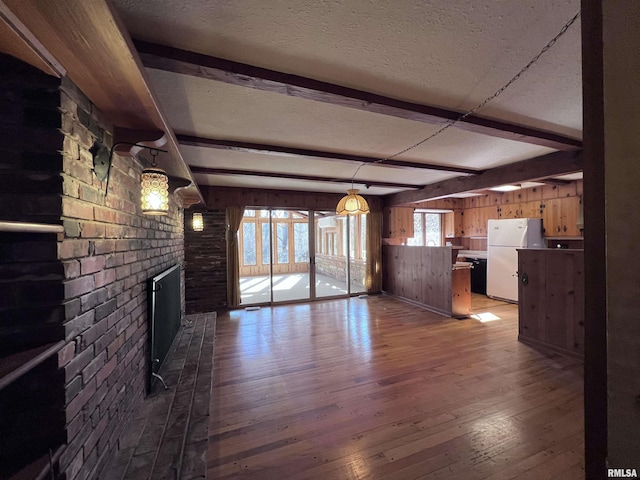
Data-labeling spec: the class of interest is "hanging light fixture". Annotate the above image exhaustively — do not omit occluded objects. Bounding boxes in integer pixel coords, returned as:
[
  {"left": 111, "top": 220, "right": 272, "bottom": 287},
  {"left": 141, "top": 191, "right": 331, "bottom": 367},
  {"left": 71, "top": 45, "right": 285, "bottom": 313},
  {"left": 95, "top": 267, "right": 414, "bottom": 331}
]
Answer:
[
  {"left": 337, "top": 162, "right": 370, "bottom": 215},
  {"left": 192, "top": 212, "right": 204, "bottom": 231},
  {"left": 336, "top": 188, "right": 370, "bottom": 215},
  {"left": 140, "top": 149, "right": 169, "bottom": 215}
]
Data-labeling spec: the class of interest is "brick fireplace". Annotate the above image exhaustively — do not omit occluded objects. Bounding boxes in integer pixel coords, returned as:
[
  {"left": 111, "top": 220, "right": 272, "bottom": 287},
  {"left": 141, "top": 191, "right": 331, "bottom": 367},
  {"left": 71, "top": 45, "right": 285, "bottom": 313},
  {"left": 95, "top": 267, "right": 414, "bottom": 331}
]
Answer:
[{"left": 0, "top": 54, "right": 185, "bottom": 479}]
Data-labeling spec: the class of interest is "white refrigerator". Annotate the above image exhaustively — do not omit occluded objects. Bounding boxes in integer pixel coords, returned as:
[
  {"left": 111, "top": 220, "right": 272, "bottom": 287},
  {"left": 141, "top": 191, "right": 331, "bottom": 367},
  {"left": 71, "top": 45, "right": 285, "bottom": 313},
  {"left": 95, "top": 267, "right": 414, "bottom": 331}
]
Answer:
[{"left": 487, "top": 218, "right": 544, "bottom": 302}]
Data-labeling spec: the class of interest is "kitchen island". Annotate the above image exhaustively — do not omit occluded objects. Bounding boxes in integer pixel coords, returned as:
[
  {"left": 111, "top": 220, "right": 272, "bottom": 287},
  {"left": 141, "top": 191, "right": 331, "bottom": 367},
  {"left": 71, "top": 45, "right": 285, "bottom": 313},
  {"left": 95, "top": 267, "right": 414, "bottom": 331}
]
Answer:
[
  {"left": 517, "top": 248, "right": 584, "bottom": 358},
  {"left": 382, "top": 245, "right": 471, "bottom": 318}
]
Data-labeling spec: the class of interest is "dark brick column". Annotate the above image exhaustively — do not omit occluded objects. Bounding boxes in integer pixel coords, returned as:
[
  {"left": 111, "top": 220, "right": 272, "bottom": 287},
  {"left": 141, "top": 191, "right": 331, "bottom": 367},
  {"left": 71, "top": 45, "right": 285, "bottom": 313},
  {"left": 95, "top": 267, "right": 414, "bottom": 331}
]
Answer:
[{"left": 184, "top": 210, "right": 228, "bottom": 314}]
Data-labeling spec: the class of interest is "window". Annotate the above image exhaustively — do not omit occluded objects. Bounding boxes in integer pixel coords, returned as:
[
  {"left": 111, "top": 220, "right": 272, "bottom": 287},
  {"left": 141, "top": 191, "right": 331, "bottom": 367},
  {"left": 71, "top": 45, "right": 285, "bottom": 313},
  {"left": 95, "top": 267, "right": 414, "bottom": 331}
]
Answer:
[
  {"left": 294, "top": 223, "right": 308, "bottom": 262},
  {"left": 407, "top": 213, "right": 442, "bottom": 246},
  {"left": 242, "top": 223, "right": 256, "bottom": 264}
]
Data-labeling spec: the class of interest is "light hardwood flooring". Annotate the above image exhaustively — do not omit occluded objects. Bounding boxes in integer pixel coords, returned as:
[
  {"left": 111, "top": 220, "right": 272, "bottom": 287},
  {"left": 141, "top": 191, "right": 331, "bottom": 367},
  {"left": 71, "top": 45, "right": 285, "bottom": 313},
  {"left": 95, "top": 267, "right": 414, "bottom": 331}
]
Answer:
[{"left": 207, "top": 294, "right": 584, "bottom": 479}]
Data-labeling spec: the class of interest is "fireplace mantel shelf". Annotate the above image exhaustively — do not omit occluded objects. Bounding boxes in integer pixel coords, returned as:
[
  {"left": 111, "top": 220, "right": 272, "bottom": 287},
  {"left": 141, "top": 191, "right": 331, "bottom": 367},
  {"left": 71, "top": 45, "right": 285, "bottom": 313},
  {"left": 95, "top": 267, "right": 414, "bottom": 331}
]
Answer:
[
  {"left": 0, "top": 341, "right": 66, "bottom": 392},
  {"left": 0, "top": 221, "right": 64, "bottom": 234}
]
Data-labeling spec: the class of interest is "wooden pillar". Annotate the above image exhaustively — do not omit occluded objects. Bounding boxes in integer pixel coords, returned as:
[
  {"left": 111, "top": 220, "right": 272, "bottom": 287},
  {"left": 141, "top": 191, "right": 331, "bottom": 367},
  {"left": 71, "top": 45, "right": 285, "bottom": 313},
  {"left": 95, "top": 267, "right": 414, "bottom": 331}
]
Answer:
[{"left": 583, "top": 1, "right": 640, "bottom": 476}]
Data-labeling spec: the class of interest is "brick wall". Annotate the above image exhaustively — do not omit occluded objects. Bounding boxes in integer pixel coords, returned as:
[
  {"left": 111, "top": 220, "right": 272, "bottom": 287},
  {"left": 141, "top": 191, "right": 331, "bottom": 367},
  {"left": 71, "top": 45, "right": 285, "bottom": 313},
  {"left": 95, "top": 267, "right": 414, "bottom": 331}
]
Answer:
[
  {"left": 58, "top": 78, "right": 185, "bottom": 480},
  {"left": 0, "top": 53, "right": 186, "bottom": 480},
  {"left": 184, "top": 210, "right": 227, "bottom": 314},
  {"left": 316, "top": 255, "right": 366, "bottom": 289}
]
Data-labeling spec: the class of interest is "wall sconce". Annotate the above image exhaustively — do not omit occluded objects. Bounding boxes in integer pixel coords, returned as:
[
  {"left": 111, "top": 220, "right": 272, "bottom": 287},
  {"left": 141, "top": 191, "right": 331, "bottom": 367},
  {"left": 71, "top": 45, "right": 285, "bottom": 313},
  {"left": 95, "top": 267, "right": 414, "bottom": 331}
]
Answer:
[
  {"left": 192, "top": 212, "right": 204, "bottom": 231},
  {"left": 140, "top": 149, "right": 169, "bottom": 215},
  {"left": 91, "top": 141, "right": 190, "bottom": 216}
]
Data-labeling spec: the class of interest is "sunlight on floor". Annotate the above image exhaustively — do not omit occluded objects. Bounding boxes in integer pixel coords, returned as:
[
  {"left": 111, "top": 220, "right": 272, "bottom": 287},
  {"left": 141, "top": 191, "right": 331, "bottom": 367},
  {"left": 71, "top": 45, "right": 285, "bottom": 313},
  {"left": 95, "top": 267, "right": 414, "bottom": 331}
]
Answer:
[
  {"left": 273, "top": 274, "right": 305, "bottom": 290},
  {"left": 470, "top": 311, "right": 502, "bottom": 323}
]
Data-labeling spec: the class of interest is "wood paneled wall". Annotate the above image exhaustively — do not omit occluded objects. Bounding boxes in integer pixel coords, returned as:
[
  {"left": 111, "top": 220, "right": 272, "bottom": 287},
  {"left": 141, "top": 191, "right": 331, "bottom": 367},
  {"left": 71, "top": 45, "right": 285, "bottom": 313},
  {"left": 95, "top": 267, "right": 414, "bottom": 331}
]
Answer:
[
  {"left": 203, "top": 185, "right": 382, "bottom": 212},
  {"left": 382, "top": 246, "right": 452, "bottom": 316},
  {"left": 415, "top": 180, "right": 583, "bottom": 242}
]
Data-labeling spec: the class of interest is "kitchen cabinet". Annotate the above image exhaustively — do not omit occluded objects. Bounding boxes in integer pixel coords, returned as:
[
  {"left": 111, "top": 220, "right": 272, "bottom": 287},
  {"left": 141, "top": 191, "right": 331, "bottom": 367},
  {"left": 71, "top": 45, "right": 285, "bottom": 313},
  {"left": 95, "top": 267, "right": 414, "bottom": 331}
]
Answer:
[
  {"left": 517, "top": 248, "right": 584, "bottom": 358},
  {"left": 541, "top": 197, "right": 582, "bottom": 237},
  {"left": 460, "top": 206, "right": 498, "bottom": 236},
  {"left": 499, "top": 201, "right": 541, "bottom": 220},
  {"left": 383, "top": 207, "right": 414, "bottom": 238},
  {"left": 443, "top": 210, "right": 463, "bottom": 238}
]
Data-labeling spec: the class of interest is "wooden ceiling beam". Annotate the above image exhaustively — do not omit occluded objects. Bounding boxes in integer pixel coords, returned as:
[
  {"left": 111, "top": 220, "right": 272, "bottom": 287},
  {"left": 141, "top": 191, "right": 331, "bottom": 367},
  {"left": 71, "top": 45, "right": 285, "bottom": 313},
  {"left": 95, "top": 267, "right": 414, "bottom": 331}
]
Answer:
[
  {"left": 177, "top": 134, "right": 480, "bottom": 175},
  {"left": 137, "top": 40, "right": 583, "bottom": 152},
  {"left": 384, "top": 150, "right": 583, "bottom": 206},
  {"left": 189, "top": 166, "right": 419, "bottom": 190}
]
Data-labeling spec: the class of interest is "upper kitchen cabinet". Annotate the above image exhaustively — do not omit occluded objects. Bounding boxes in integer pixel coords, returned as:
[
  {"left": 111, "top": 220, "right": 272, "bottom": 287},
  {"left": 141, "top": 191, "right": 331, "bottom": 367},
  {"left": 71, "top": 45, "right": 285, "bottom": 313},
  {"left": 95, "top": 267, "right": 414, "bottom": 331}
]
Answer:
[
  {"left": 383, "top": 207, "right": 414, "bottom": 238},
  {"left": 460, "top": 206, "right": 499, "bottom": 237},
  {"left": 541, "top": 196, "right": 582, "bottom": 237},
  {"left": 443, "top": 210, "right": 463, "bottom": 238}
]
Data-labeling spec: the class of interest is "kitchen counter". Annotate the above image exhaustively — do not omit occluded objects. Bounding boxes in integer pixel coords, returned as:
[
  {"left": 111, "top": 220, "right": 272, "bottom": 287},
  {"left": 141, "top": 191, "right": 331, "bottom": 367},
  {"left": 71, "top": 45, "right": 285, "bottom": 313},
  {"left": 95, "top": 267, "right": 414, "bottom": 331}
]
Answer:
[
  {"left": 458, "top": 250, "right": 488, "bottom": 259},
  {"left": 382, "top": 245, "right": 471, "bottom": 318}
]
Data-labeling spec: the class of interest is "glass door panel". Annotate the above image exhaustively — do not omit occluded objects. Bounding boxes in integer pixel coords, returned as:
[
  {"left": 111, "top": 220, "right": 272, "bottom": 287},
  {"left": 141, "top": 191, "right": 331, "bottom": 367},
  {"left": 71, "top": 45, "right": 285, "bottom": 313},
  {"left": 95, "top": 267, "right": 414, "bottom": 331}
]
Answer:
[
  {"left": 315, "top": 212, "right": 348, "bottom": 298},
  {"left": 271, "top": 210, "right": 310, "bottom": 303},
  {"left": 239, "top": 209, "right": 271, "bottom": 305},
  {"left": 349, "top": 214, "right": 367, "bottom": 294}
]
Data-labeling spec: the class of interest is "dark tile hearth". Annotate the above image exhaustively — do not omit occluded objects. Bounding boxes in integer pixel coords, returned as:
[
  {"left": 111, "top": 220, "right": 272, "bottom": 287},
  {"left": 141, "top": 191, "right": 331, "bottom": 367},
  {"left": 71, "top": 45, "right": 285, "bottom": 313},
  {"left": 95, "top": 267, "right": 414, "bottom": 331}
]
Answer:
[{"left": 100, "top": 313, "right": 216, "bottom": 480}]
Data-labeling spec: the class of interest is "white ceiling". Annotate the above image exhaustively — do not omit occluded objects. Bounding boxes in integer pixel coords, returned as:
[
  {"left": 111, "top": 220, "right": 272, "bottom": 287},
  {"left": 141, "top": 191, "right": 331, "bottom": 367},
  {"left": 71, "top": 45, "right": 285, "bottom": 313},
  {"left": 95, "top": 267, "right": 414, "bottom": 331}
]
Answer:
[{"left": 111, "top": 0, "right": 583, "bottom": 199}]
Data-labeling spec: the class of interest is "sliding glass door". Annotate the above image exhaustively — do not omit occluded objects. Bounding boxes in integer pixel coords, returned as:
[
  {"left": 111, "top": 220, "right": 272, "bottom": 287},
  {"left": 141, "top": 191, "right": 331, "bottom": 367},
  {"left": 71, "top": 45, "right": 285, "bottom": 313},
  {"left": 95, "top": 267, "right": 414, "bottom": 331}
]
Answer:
[
  {"left": 315, "top": 212, "right": 348, "bottom": 298},
  {"left": 239, "top": 208, "right": 367, "bottom": 305}
]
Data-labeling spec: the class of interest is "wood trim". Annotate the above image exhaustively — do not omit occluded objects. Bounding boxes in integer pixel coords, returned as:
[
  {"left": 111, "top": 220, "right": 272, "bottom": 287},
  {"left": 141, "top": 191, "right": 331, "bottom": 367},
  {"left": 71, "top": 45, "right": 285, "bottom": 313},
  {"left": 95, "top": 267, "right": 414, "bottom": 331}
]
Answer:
[
  {"left": 1, "top": 1, "right": 203, "bottom": 205},
  {"left": 190, "top": 166, "right": 419, "bottom": 190},
  {"left": 383, "top": 150, "right": 583, "bottom": 206},
  {"left": 136, "top": 40, "right": 583, "bottom": 152},
  {"left": 581, "top": 0, "right": 607, "bottom": 476},
  {"left": 0, "top": 2, "right": 65, "bottom": 77},
  {"left": 177, "top": 134, "right": 481, "bottom": 175}
]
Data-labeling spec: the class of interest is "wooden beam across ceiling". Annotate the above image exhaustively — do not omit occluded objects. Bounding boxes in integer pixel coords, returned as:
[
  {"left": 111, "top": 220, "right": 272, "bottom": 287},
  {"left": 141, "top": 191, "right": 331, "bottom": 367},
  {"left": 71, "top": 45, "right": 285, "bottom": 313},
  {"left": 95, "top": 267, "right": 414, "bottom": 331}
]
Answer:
[
  {"left": 189, "top": 165, "right": 420, "bottom": 190},
  {"left": 136, "top": 39, "right": 583, "bottom": 152},
  {"left": 384, "top": 150, "right": 583, "bottom": 206},
  {"left": 177, "top": 134, "right": 480, "bottom": 175}
]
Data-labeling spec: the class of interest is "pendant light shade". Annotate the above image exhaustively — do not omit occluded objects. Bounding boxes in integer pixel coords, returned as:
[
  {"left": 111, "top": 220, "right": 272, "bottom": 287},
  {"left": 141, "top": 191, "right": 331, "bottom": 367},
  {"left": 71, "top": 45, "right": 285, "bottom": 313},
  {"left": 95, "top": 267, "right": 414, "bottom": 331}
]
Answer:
[
  {"left": 192, "top": 212, "right": 204, "bottom": 231},
  {"left": 141, "top": 167, "right": 169, "bottom": 215},
  {"left": 336, "top": 189, "right": 370, "bottom": 215}
]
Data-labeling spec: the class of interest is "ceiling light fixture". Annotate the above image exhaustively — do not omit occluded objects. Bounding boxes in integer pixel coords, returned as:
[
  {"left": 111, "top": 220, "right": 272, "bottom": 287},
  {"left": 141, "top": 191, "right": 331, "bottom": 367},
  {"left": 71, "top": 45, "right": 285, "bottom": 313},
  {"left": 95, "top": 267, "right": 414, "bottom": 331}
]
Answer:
[
  {"left": 336, "top": 188, "right": 370, "bottom": 215},
  {"left": 337, "top": 164, "right": 370, "bottom": 215},
  {"left": 192, "top": 212, "right": 204, "bottom": 231},
  {"left": 489, "top": 185, "right": 521, "bottom": 192}
]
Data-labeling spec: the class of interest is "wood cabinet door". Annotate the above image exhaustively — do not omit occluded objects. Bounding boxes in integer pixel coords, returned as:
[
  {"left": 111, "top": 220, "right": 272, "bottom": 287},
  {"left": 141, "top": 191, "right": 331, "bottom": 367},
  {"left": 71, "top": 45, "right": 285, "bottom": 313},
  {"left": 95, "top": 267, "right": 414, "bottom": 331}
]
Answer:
[
  {"left": 443, "top": 211, "right": 455, "bottom": 238},
  {"left": 518, "top": 250, "right": 547, "bottom": 343},
  {"left": 461, "top": 208, "right": 476, "bottom": 236},
  {"left": 541, "top": 198, "right": 562, "bottom": 235},
  {"left": 384, "top": 207, "right": 414, "bottom": 238},
  {"left": 560, "top": 196, "right": 581, "bottom": 236},
  {"left": 393, "top": 207, "right": 414, "bottom": 237},
  {"left": 453, "top": 210, "right": 464, "bottom": 237}
]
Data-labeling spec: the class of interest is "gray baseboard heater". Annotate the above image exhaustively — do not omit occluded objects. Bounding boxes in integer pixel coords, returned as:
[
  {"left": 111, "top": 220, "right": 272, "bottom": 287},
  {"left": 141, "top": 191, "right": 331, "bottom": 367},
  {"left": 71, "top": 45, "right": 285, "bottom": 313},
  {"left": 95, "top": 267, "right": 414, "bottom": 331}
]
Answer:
[{"left": 147, "top": 264, "right": 182, "bottom": 391}]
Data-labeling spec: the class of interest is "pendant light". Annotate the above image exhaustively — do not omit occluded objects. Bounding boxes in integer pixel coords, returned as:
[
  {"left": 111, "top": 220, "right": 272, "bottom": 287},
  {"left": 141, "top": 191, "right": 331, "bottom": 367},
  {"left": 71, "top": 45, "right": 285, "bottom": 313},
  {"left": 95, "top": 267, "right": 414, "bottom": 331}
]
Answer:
[
  {"left": 337, "top": 162, "right": 370, "bottom": 215},
  {"left": 336, "top": 188, "right": 370, "bottom": 215},
  {"left": 192, "top": 212, "right": 204, "bottom": 231},
  {"left": 140, "top": 149, "right": 169, "bottom": 215}
]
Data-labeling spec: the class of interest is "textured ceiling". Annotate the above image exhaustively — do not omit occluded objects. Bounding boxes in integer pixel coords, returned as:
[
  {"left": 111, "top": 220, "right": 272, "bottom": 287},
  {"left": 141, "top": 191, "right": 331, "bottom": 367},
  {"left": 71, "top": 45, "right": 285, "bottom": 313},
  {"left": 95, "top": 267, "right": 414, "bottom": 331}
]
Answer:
[{"left": 112, "top": 0, "right": 583, "bottom": 199}]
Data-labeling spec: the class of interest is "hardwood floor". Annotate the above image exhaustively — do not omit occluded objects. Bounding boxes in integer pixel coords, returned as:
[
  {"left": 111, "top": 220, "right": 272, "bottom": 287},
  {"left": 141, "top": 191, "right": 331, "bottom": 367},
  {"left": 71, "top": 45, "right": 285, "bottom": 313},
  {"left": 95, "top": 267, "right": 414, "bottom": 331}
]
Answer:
[{"left": 207, "top": 294, "right": 584, "bottom": 479}]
